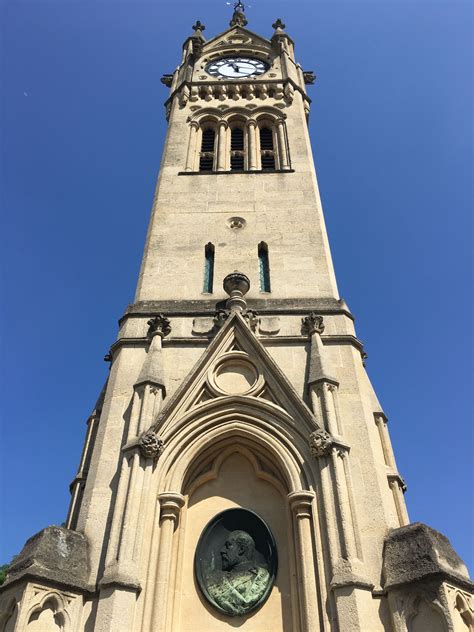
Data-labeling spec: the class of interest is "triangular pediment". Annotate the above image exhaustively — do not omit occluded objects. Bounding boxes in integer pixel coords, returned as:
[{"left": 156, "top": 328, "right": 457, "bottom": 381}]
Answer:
[
  {"left": 151, "top": 313, "right": 317, "bottom": 436},
  {"left": 201, "top": 26, "right": 272, "bottom": 57}
]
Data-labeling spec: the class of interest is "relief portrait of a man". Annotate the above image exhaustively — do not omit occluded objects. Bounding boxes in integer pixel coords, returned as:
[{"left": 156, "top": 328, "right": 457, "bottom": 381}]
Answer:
[{"left": 206, "top": 530, "right": 270, "bottom": 616}]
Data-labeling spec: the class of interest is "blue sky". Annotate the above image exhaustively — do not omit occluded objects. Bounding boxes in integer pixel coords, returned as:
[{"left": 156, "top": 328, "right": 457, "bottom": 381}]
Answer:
[{"left": 1, "top": 0, "right": 472, "bottom": 572}]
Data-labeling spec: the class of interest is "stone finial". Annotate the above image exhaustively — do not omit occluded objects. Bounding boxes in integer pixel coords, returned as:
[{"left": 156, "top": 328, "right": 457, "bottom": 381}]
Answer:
[
  {"left": 309, "top": 429, "right": 333, "bottom": 457},
  {"left": 192, "top": 20, "right": 205, "bottom": 33},
  {"left": 147, "top": 314, "right": 171, "bottom": 339},
  {"left": 139, "top": 431, "right": 164, "bottom": 460},
  {"left": 302, "top": 312, "right": 325, "bottom": 336},
  {"left": 230, "top": 0, "right": 248, "bottom": 27},
  {"left": 272, "top": 18, "right": 286, "bottom": 32},
  {"left": 223, "top": 272, "right": 250, "bottom": 313}
]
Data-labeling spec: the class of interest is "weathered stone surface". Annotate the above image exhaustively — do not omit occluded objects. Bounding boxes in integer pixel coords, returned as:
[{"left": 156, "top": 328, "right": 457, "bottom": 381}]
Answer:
[
  {"left": 383, "top": 522, "right": 472, "bottom": 590},
  {"left": 2, "top": 526, "right": 90, "bottom": 591}
]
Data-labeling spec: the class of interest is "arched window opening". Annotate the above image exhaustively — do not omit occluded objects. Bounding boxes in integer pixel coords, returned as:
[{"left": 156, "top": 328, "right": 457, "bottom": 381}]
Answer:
[
  {"left": 258, "top": 242, "right": 271, "bottom": 292},
  {"left": 203, "top": 243, "right": 215, "bottom": 293},
  {"left": 260, "top": 126, "right": 276, "bottom": 171},
  {"left": 230, "top": 127, "right": 245, "bottom": 171},
  {"left": 199, "top": 128, "right": 216, "bottom": 172}
]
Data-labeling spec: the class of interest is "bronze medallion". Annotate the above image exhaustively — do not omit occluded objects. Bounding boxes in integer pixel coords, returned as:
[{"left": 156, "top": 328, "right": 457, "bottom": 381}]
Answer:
[{"left": 195, "top": 508, "right": 278, "bottom": 617}]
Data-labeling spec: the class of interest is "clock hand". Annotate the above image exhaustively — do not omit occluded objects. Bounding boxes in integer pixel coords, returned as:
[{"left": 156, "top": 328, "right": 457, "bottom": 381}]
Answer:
[{"left": 231, "top": 63, "right": 240, "bottom": 73}]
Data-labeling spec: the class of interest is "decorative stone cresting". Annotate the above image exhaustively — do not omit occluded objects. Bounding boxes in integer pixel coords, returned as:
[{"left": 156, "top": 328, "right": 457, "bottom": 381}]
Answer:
[
  {"left": 147, "top": 314, "right": 171, "bottom": 339},
  {"left": 302, "top": 312, "right": 325, "bottom": 336},
  {"left": 139, "top": 431, "right": 164, "bottom": 460},
  {"left": 309, "top": 429, "right": 333, "bottom": 457}
]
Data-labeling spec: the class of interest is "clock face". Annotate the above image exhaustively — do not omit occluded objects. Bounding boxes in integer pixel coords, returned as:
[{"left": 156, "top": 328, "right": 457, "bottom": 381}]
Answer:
[{"left": 205, "top": 57, "right": 269, "bottom": 79}]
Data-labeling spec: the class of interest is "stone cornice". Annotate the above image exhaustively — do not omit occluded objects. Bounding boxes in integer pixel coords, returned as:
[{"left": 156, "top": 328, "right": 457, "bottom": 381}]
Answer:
[
  {"left": 108, "top": 334, "right": 364, "bottom": 356},
  {"left": 119, "top": 298, "right": 353, "bottom": 324}
]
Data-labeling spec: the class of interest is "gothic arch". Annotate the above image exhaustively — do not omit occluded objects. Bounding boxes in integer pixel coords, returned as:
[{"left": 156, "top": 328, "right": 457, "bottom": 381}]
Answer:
[
  {"left": 406, "top": 594, "right": 448, "bottom": 632},
  {"left": 155, "top": 395, "right": 316, "bottom": 494},
  {"left": 25, "top": 592, "right": 71, "bottom": 631},
  {"left": 454, "top": 592, "right": 474, "bottom": 630},
  {"left": 188, "top": 105, "right": 287, "bottom": 124}
]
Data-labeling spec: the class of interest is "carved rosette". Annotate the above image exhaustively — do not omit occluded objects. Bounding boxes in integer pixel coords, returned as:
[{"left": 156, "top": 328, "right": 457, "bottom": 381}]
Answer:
[
  {"left": 147, "top": 314, "right": 171, "bottom": 339},
  {"left": 139, "top": 431, "right": 164, "bottom": 460},
  {"left": 309, "top": 429, "right": 333, "bottom": 458},
  {"left": 302, "top": 313, "right": 325, "bottom": 336}
]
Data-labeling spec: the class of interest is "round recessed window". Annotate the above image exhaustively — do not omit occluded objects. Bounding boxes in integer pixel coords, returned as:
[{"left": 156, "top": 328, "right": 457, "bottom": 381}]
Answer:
[{"left": 214, "top": 360, "right": 258, "bottom": 394}]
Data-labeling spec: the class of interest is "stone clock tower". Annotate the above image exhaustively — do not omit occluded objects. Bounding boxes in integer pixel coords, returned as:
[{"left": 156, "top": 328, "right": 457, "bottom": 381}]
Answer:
[{"left": 1, "top": 4, "right": 472, "bottom": 631}]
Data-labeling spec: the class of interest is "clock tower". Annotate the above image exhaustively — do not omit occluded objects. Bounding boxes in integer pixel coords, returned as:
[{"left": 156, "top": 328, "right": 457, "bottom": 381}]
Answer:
[{"left": 1, "top": 5, "right": 472, "bottom": 632}]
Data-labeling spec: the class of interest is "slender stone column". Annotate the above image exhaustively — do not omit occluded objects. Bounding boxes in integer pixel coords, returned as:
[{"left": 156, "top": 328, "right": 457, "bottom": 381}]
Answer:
[
  {"left": 288, "top": 491, "right": 320, "bottom": 632},
  {"left": 216, "top": 121, "right": 228, "bottom": 171},
  {"left": 150, "top": 493, "right": 186, "bottom": 632},
  {"left": 247, "top": 119, "right": 258, "bottom": 171},
  {"left": 276, "top": 118, "right": 291, "bottom": 170},
  {"left": 184, "top": 121, "right": 199, "bottom": 172}
]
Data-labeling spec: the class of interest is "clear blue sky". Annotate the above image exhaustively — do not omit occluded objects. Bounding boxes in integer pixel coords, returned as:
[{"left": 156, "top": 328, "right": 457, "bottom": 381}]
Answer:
[{"left": 1, "top": 0, "right": 473, "bottom": 572}]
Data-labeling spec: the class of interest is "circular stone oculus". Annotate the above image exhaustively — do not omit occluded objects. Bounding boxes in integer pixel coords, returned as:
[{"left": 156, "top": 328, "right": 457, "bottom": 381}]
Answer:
[{"left": 209, "top": 353, "right": 262, "bottom": 396}]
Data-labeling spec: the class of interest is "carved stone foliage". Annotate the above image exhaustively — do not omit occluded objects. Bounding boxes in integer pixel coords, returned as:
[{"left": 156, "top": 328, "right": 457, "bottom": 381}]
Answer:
[
  {"left": 139, "top": 431, "right": 164, "bottom": 460},
  {"left": 147, "top": 314, "right": 171, "bottom": 339},
  {"left": 302, "top": 312, "right": 325, "bottom": 336},
  {"left": 213, "top": 309, "right": 230, "bottom": 329},
  {"left": 309, "top": 429, "right": 333, "bottom": 458},
  {"left": 243, "top": 309, "right": 259, "bottom": 332}
]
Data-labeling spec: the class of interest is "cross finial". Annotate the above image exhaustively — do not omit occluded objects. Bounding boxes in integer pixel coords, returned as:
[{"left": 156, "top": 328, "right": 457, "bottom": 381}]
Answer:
[
  {"left": 229, "top": 0, "right": 248, "bottom": 27},
  {"left": 272, "top": 18, "right": 286, "bottom": 31},
  {"left": 192, "top": 20, "right": 205, "bottom": 33}
]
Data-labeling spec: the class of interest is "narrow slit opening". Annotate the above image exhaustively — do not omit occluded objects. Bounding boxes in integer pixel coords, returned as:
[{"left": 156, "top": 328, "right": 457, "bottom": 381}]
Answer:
[
  {"left": 258, "top": 242, "right": 271, "bottom": 292},
  {"left": 203, "top": 243, "right": 215, "bottom": 293}
]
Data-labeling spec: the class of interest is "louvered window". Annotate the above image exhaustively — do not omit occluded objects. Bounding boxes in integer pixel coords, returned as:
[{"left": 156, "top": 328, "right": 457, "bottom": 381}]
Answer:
[
  {"left": 258, "top": 242, "right": 271, "bottom": 292},
  {"left": 260, "top": 127, "right": 276, "bottom": 170},
  {"left": 199, "top": 128, "right": 216, "bottom": 172},
  {"left": 230, "top": 127, "right": 245, "bottom": 171},
  {"left": 203, "top": 243, "right": 215, "bottom": 293}
]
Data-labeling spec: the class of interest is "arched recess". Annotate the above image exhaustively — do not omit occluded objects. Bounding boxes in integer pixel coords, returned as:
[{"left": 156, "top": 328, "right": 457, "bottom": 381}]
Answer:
[
  {"left": 406, "top": 595, "right": 448, "bottom": 632},
  {"left": 186, "top": 107, "right": 290, "bottom": 172},
  {"left": 454, "top": 592, "right": 474, "bottom": 631},
  {"left": 139, "top": 397, "right": 325, "bottom": 632},
  {"left": 25, "top": 593, "right": 71, "bottom": 632}
]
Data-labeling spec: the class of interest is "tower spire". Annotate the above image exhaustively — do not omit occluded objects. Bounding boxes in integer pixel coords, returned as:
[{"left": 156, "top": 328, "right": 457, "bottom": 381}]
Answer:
[{"left": 229, "top": 0, "right": 248, "bottom": 27}]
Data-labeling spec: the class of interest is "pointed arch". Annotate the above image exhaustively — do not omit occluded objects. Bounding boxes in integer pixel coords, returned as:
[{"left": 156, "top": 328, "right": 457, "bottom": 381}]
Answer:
[{"left": 154, "top": 395, "right": 316, "bottom": 494}]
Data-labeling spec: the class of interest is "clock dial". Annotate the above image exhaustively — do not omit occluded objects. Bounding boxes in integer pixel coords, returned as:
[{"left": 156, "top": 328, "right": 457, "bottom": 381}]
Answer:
[{"left": 205, "top": 57, "right": 269, "bottom": 79}]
